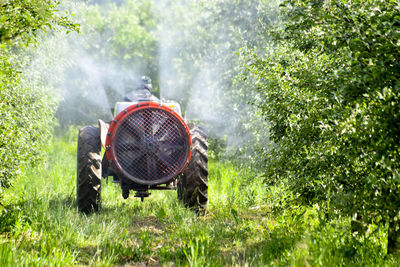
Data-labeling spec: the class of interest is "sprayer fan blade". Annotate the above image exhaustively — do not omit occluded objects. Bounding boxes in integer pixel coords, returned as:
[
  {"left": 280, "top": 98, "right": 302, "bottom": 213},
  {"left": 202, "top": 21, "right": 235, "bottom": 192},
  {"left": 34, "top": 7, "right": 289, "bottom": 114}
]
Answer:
[
  {"left": 147, "top": 155, "right": 157, "bottom": 177},
  {"left": 118, "top": 132, "right": 139, "bottom": 150},
  {"left": 155, "top": 119, "right": 174, "bottom": 141},
  {"left": 155, "top": 150, "right": 174, "bottom": 167},
  {"left": 125, "top": 124, "right": 141, "bottom": 141},
  {"left": 144, "top": 110, "right": 152, "bottom": 136},
  {"left": 152, "top": 112, "right": 167, "bottom": 135},
  {"left": 127, "top": 152, "right": 145, "bottom": 170},
  {"left": 120, "top": 150, "right": 144, "bottom": 169},
  {"left": 159, "top": 142, "right": 184, "bottom": 155},
  {"left": 133, "top": 112, "right": 146, "bottom": 139}
]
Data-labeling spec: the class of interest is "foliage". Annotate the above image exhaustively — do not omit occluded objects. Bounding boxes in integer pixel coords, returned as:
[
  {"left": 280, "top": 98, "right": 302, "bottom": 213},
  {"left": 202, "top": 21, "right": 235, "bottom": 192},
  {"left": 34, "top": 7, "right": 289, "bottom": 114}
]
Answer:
[
  {"left": 244, "top": 0, "right": 400, "bottom": 227},
  {"left": 0, "top": 52, "right": 55, "bottom": 189},
  {"left": 0, "top": 0, "right": 77, "bottom": 45},
  {"left": 0, "top": 0, "right": 77, "bottom": 196},
  {"left": 80, "top": 0, "right": 156, "bottom": 71}
]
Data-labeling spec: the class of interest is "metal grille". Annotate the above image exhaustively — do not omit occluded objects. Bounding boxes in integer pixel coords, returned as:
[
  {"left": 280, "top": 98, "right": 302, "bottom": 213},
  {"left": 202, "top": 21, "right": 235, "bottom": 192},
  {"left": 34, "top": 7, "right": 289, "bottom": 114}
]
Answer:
[{"left": 113, "top": 107, "right": 189, "bottom": 184}]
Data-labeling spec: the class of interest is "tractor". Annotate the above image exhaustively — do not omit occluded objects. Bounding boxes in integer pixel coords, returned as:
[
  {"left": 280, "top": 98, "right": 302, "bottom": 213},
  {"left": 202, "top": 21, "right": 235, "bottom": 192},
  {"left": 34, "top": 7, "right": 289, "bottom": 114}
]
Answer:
[{"left": 76, "top": 78, "right": 208, "bottom": 214}]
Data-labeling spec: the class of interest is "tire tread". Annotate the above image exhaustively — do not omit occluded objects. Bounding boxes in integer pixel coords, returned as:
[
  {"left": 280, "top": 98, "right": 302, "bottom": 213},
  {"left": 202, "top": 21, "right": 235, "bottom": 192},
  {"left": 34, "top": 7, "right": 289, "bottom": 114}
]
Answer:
[
  {"left": 178, "top": 125, "right": 208, "bottom": 213},
  {"left": 77, "top": 126, "right": 101, "bottom": 213}
]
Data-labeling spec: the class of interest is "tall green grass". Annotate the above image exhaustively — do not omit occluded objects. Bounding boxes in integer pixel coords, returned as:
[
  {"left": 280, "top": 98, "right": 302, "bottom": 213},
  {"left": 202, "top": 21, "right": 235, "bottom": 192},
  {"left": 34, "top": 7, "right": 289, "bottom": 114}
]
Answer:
[{"left": 0, "top": 130, "right": 397, "bottom": 266}]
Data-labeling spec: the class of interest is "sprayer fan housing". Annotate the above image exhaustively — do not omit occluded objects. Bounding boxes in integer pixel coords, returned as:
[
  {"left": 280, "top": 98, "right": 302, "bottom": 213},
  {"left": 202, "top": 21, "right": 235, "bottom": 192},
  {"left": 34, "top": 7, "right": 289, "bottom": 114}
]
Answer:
[{"left": 105, "top": 102, "right": 192, "bottom": 185}]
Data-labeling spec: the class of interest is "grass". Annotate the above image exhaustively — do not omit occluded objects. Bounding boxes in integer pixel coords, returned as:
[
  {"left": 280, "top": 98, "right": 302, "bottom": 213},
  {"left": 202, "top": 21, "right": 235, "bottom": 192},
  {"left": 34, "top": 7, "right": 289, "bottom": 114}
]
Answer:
[{"left": 0, "top": 130, "right": 398, "bottom": 266}]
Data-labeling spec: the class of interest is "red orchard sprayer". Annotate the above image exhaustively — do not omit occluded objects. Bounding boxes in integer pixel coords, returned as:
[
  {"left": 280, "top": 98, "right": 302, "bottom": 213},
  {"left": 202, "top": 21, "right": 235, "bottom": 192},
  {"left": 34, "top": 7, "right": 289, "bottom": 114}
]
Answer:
[{"left": 76, "top": 77, "right": 208, "bottom": 214}]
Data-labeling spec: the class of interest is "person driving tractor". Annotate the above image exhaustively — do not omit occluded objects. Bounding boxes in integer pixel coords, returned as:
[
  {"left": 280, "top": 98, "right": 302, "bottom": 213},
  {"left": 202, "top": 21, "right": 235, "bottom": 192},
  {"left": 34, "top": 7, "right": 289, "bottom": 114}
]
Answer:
[{"left": 124, "top": 76, "right": 156, "bottom": 101}]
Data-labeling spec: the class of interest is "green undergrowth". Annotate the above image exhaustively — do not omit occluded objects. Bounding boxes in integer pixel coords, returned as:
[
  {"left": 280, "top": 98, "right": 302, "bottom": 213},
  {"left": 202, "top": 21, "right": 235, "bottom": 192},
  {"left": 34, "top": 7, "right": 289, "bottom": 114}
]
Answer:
[{"left": 0, "top": 131, "right": 397, "bottom": 266}]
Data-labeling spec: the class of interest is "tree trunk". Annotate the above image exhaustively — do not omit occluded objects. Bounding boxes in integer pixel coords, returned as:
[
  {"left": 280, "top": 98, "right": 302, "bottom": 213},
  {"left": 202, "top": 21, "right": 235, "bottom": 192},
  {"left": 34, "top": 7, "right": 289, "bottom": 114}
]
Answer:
[
  {"left": 388, "top": 217, "right": 400, "bottom": 255},
  {"left": 351, "top": 213, "right": 366, "bottom": 234}
]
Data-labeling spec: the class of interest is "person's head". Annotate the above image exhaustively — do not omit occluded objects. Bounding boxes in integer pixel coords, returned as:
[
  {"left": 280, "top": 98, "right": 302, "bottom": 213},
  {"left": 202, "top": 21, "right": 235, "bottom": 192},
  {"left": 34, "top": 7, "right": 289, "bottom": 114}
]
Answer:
[{"left": 137, "top": 76, "right": 152, "bottom": 91}]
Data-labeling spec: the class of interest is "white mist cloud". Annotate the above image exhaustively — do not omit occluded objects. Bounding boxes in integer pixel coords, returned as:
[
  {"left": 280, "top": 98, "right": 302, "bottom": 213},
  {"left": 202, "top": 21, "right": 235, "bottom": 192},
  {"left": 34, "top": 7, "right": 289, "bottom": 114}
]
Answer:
[{"left": 22, "top": 0, "right": 275, "bottom": 156}]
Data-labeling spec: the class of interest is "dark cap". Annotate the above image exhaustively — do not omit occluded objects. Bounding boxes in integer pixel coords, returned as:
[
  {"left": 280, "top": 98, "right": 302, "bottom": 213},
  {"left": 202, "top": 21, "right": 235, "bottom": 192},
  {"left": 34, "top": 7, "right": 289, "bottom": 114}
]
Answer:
[
  {"left": 137, "top": 76, "right": 152, "bottom": 91},
  {"left": 141, "top": 76, "right": 151, "bottom": 85}
]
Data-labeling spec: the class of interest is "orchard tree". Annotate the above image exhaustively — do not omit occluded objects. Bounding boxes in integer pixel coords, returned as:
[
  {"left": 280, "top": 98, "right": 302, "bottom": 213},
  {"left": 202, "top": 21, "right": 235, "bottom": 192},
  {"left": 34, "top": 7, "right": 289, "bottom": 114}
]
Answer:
[
  {"left": 0, "top": 0, "right": 77, "bottom": 197},
  {"left": 245, "top": 0, "right": 400, "bottom": 254}
]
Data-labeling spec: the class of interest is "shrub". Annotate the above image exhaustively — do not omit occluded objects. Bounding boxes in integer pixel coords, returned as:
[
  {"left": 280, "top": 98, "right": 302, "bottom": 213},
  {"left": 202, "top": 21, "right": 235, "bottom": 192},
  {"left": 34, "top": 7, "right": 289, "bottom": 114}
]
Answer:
[
  {"left": 244, "top": 0, "right": 400, "bottom": 253},
  {"left": 0, "top": 0, "right": 77, "bottom": 198}
]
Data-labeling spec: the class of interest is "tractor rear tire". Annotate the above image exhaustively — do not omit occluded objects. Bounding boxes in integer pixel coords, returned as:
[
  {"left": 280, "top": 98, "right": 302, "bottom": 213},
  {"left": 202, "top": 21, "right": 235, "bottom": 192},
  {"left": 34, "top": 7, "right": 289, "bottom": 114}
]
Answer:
[
  {"left": 77, "top": 126, "right": 102, "bottom": 213},
  {"left": 178, "top": 125, "right": 208, "bottom": 213}
]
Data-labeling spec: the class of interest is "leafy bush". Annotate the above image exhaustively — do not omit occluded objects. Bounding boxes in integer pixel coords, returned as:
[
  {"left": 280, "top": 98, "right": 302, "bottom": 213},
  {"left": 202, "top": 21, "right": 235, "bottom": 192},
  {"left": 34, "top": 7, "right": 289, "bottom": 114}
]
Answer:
[
  {"left": 0, "top": 0, "right": 75, "bottom": 45},
  {"left": 0, "top": 52, "right": 56, "bottom": 188},
  {"left": 244, "top": 0, "right": 400, "bottom": 253},
  {"left": 0, "top": 0, "right": 76, "bottom": 198}
]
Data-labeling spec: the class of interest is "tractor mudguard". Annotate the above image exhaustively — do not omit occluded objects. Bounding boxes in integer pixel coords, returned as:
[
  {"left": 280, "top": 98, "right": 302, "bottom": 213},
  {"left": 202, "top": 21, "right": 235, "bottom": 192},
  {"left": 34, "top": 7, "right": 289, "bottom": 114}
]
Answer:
[{"left": 98, "top": 119, "right": 110, "bottom": 149}]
